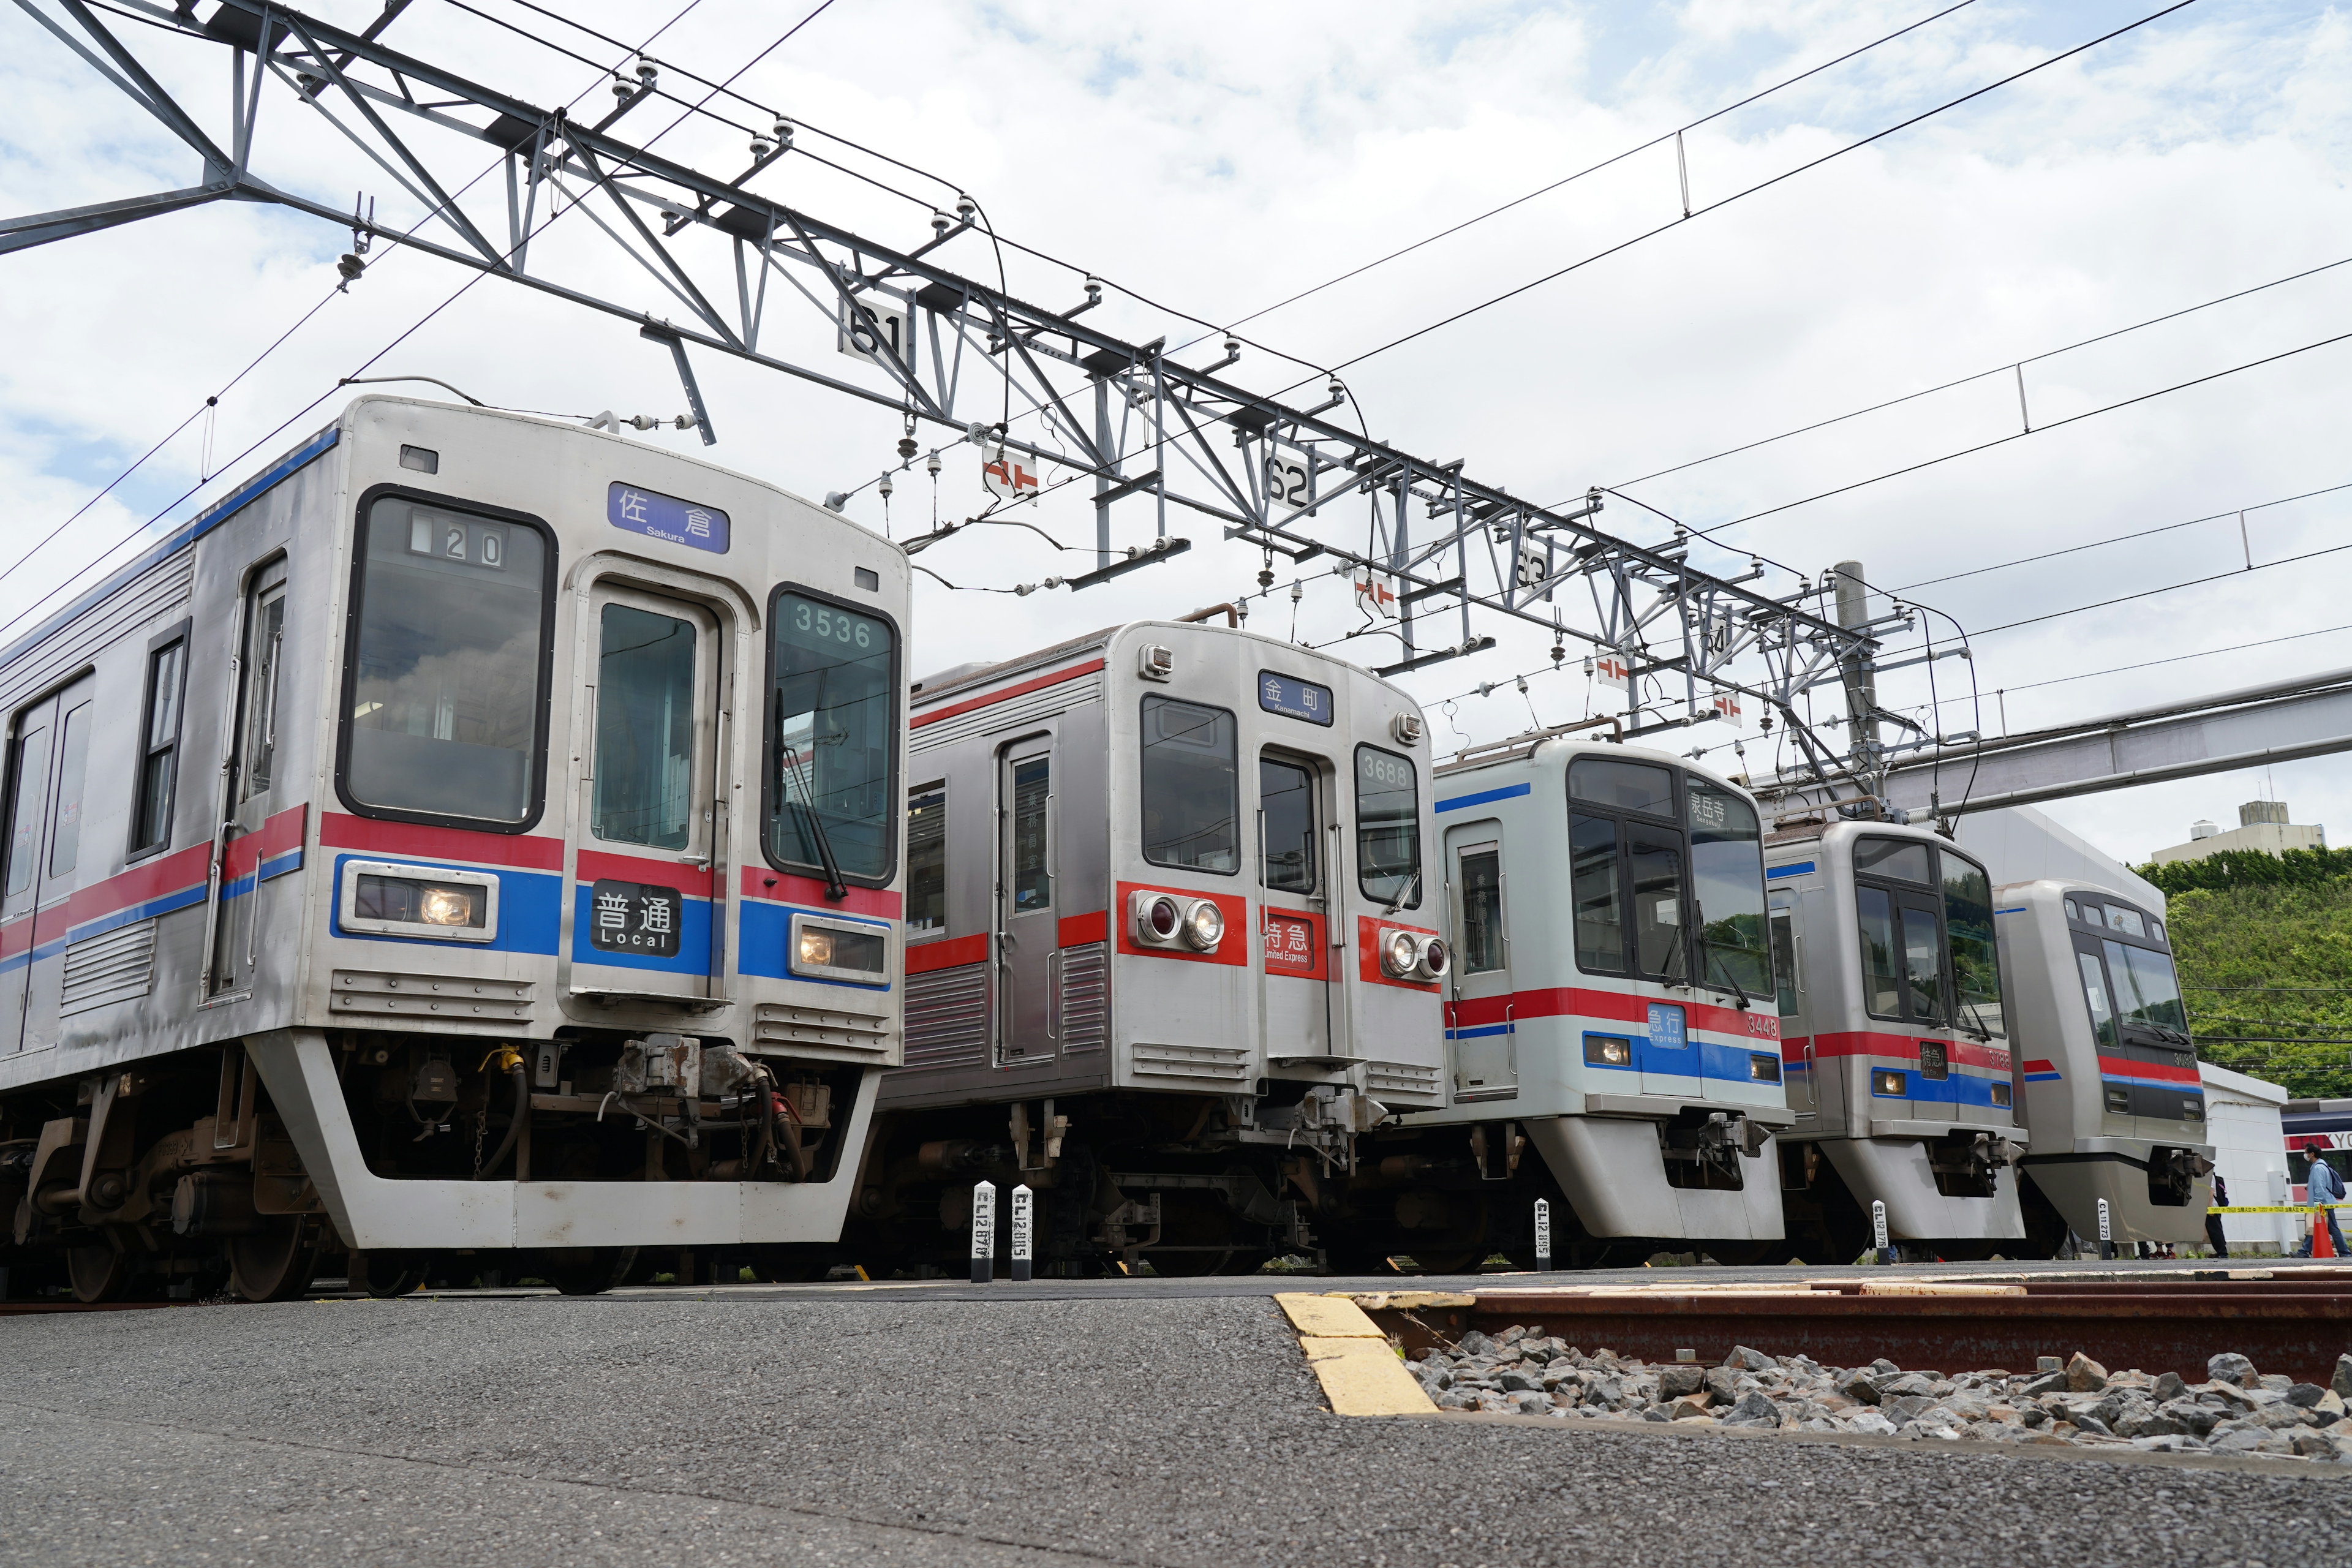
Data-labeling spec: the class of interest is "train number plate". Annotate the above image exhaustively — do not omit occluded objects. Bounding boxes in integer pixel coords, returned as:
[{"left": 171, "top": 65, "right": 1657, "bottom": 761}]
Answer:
[{"left": 589, "top": 879, "right": 683, "bottom": 957}]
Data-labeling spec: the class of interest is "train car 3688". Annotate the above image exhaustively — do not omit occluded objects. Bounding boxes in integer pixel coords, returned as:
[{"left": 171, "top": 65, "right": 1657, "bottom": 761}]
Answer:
[{"left": 0, "top": 396, "right": 910, "bottom": 1302}]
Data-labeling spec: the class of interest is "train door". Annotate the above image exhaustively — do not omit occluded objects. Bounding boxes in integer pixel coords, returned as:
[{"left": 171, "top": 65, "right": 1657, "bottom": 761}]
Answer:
[
  {"left": 1261, "top": 751, "right": 1337, "bottom": 1059},
  {"left": 995, "top": 734, "right": 1055, "bottom": 1065},
  {"left": 1446, "top": 825, "right": 1513, "bottom": 1099},
  {"left": 575, "top": 584, "right": 721, "bottom": 1003},
  {"left": 3, "top": 679, "right": 94, "bottom": 1050},
  {"left": 205, "top": 559, "right": 287, "bottom": 1000}
]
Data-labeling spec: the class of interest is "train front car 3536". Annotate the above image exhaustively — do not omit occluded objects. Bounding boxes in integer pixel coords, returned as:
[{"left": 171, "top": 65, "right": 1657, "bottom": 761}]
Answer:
[
  {"left": 1997, "top": 881, "right": 2214, "bottom": 1253},
  {"left": 1765, "top": 822, "right": 2027, "bottom": 1261},
  {"left": 1348, "top": 732, "right": 1792, "bottom": 1270},
  {"left": 853, "top": 620, "right": 1446, "bottom": 1275},
  {"left": 0, "top": 396, "right": 910, "bottom": 1302}
]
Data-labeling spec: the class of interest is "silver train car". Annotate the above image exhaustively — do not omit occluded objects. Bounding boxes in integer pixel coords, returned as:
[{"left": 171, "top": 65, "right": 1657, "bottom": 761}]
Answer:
[
  {"left": 1996, "top": 880, "right": 2213, "bottom": 1250},
  {"left": 1348, "top": 729, "right": 1790, "bottom": 1270},
  {"left": 848, "top": 619, "right": 1445, "bottom": 1273},
  {"left": 0, "top": 396, "right": 910, "bottom": 1302},
  {"left": 1763, "top": 820, "right": 2027, "bottom": 1259}
]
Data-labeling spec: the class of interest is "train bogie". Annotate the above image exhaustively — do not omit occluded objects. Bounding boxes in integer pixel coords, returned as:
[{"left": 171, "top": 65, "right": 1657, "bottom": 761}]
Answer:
[{"left": 0, "top": 397, "right": 910, "bottom": 1299}]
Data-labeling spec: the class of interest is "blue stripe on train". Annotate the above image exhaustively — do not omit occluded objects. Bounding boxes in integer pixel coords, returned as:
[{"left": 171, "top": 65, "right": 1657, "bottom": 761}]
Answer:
[
  {"left": 738, "top": 900, "right": 893, "bottom": 989},
  {"left": 328, "top": 854, "right": 563, "bottom": 955},
  {"left": 1435, "top": 782, "right": 1532, "bottom": 814}
]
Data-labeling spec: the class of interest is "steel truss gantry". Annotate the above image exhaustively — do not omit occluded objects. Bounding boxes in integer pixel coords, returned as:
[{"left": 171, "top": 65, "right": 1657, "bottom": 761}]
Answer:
[{"left": 7, "top": 0, "right": 1881, "bottom": 779}]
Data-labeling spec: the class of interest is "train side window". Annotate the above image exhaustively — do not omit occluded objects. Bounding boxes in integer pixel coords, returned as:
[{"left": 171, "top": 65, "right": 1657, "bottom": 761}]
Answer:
[
  {"left": 1770, "top": 911, "right": 1799, "bottom": 1016},
  {"left": 1139, "top": 696, "right": 1238, "bottom": 875},
  {"left": 341, "top": 496, "right": 553, "bottom": 828},
  {"left": 45, "top": 701, "right": 91, "bottom": 878},
  {"left": 1568, "top": 812, "right": 1624, "bottom": 976},
  {"left": 1458, "top": 846, "right": 1503, "bottom": 973},
  {"left": 1628, "top": 826, "right": 1686, "bottom": 981},
  {"left": 239, "top": 576, "right": 287, "bottom": 801},
  {"left": 1353, "top": 744, "right": 1421, "bottom": 908},
  {"left": 2077, "top": 952, "right": 2119, "bottom": 1050},
  {"left": 3, "top": 718, "right": 52, "bottom": 897},
  {"left": 592, "top": 604, "right": 696, "bottom": 849},
  {"left": 767, "top": 590, "right": 899, "bottom": 881},
  {"left": 2062, "top": 897, "right": 2080, "bottom": 922},
  {"left": 1854, "top": 837, "right": 1932, "bottom": 884},
  {"left": 1568, "top": 756, "right": 1673, "bottom": 816},
  {"left": 906, "top": 782, "right": 946, "bottom": 932},
  {"left": 1855, "top": 886, "right": 1902, "bottom": 1019},
  {"left": 1899, "top": 904, "right": 1945, "bottom": 1024},
  {"left": 1259, "top": 756, "right": 1317, "bottom": 894},
  {"left": 130, "top": 631, "right": 189, "bottom": 856},
  {"left": 1010, "top": 757, "right": 1052, "bottom": 912}
]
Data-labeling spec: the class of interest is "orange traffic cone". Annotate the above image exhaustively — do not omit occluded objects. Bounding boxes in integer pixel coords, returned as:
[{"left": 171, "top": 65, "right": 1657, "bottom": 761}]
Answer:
[{"left": 2315, "top": 1209, "right": 2337, "bottom": 1259}]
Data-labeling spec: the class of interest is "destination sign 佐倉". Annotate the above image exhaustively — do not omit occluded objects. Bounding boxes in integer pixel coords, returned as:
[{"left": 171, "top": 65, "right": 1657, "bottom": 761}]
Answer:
[{"left": 609, "top": 481, "right": 730, "bottom": 554}]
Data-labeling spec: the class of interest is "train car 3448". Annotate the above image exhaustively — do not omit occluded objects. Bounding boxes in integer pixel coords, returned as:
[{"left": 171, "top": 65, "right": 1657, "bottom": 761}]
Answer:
[
  {"left": 850, "top": 617, "right": 1445, "bottom": 1275},
  {"left": 0, "top": 397, "right": 911, "bottom": 1302}
]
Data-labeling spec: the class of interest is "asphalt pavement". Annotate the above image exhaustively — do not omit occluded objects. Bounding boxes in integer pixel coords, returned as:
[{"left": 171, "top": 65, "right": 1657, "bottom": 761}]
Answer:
[{"left": 2, "top": 1264, "right": 2346, "bottom": 1567}]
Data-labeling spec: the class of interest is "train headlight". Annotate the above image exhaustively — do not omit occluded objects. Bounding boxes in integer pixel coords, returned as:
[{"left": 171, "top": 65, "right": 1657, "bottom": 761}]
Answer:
[
  {"left": 798, "top": 928, "right": 834, "bottom": 967},
  {"left": 418, "top": 886, "right": 474, "bottom": 926},
  {"left": 788, "top": 914, "right": 888, "bottom": 982},
  {"left": 2182, "top": 1096, "right": 2204, "bottom": 1120},
  {"left": 1183, "top": 899, "right": 1225, "bottom": 952},
  {"left": 1585, "top": 1035, "right": 1632, "bottom": 1067},
  {"left": 1749, "top": 1052, "right": 1782, "bottom": 1084},
  {"left": 1991, "top": 1082, "right": 2013, "bottom": 1108},
  {"left": 1381, "top": 929, "right": 1419, "bottom": 978},
  {"left": 1872, "top": 1069, "right": 1907, "bottom": 1097}
]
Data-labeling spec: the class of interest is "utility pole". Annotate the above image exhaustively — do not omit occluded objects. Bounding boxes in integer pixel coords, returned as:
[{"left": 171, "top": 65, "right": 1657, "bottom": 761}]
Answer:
[{"left": 1833, "top": 560, "right": 1883, "bottom": 802}]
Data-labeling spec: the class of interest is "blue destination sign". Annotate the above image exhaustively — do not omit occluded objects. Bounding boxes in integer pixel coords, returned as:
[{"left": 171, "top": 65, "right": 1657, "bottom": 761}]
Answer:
[
  {"left": 608, "top": 481, "right": 730, "bottom": 554},
  {"left": 1647, "top": 1001, "right": 1688, "bottom": 1051},
  {"left": 1257, "top": 671, "right": 1334, "bottom": 726}
]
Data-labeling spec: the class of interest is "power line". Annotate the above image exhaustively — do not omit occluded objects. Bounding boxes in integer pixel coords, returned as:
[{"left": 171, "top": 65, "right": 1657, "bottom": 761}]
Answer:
[
  {"left": 1970, "top": 533, "right": 2352, "bottom": 640},
  {"left": 1991, "top": 619, "right": 2352, "bottom": 696},
  {"left": 1615, "top": 252, "right": 2352, "bottom": 493},
  {"left": 1306, "top": 0, "right": 2203, "bottom": 384}
]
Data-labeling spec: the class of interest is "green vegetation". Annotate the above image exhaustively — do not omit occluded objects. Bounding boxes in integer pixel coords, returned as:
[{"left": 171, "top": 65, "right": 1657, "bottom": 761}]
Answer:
[{"left": 2137, "top": 849, "right": 2352, "bottom": 1101}]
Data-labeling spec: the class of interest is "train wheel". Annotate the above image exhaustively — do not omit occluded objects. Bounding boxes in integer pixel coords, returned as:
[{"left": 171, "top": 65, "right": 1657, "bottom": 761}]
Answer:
[
  {"left": 1403, "top": 1249, "right": 1485, "bottom": 1275},
  {"left": 547, "top": 1246, "right": 638, "bottom": 1296},
  {"left": 66, "top": 1242, "right": 133, "bottom": 1303},
  {"left": 744, "top": 1246, "right": 835, "bottom": 1283},
  {"left": 351, "top": 1250, "right": 426, "bottom": 1298},
  {"left": 228, "top": 1218, "right": 322, "bottom": 1303},
  {"left": 1697, "top": 1241, "right": 1775, "bottom": 1267}
]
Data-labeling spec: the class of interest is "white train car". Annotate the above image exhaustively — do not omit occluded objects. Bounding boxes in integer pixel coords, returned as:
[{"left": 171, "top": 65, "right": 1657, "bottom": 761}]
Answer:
[
  {"left": 1997, "top": 880, "right": 2214, "bottom": 1250},
  {"left": 850, "top": 619, "right": 1445, "bottom": 1273},
  {"left": 0, "top": 396, "right": 909, "bottom": 1301},
  {"left": 1763, "top": 820, "right": 2028, "bottom": 1259},
  {"left": 1345, "top": 729, "right": 1790, "bottom": 1269}
]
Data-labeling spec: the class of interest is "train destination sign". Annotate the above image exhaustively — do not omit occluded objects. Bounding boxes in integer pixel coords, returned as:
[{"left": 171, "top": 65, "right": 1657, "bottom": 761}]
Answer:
[
  {"left": 1258, "top": 671, "right": 1335, "bottom": 726},
  {"left": 608, "top": 481, "right": 731, "bottom": 554}
]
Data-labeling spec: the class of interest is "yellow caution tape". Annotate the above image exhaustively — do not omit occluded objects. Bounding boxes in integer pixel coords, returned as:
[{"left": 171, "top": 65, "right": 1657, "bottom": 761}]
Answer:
[{"left": 2208, "top": 1204, "right": 2352, "bottom": 1214}]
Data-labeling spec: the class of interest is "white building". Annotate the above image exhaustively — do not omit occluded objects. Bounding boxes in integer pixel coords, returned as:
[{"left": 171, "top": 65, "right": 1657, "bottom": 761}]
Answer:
[
  {"left": 2201, "top": 1062, "right": 2294, "bottom": 1254},
  {"left": 2149, "top": 800, "right": 2327, "bottom": 867}
]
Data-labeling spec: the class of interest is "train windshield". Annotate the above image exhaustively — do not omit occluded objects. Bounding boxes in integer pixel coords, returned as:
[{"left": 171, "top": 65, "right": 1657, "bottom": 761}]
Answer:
[
  {"left": 767, "top": 593, "right": 897, "bottom": 881},
  {"left": 342, "top": 499, "right": 549, "bottom": 824},
  {"left": 1354, "top": 745, "right": 1422, "bottom": 908},
  {"left": 1140, "top": 696, "right": 1238, "bottom": 873},
  {"left": 1689, "top": 782, "right": 1768, "bottom": 998},
  {"left": 1941, "top": 854, "right": 2005, "bottom": 1037},
  {"left": 2103, "top": 939, "right": 2188, "bottom": 1038}
]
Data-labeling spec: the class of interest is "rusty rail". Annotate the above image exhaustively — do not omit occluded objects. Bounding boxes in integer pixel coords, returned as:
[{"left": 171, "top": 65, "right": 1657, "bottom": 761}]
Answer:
[{"left": 1359, "top": 1276, "right": 2352, "bottom": 1386}]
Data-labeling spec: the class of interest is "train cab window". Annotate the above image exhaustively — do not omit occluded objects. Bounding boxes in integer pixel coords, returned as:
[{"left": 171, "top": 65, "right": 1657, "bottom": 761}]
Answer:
[
  {"left": 2078, "top": 953, "right": 2120, "bottom": 1051},
  {"left": 1899, "top": 904, "right": 1946, "bottom": 1024},
  {"left": 130, "top": 635, "right": 188, "bottom": 855},
  {"left": 342, "top": 497, "right": 552, "bottom": 827},
  {"left": 1689, "top": 782, "right": 1768, "bottom": 998},
  {"left": 2062, "top": 897, "right": 2081, "bottom": 922},
  {"left": 767, "top": 592, "right": 898, "bottom": 881},
  {"left": 2103, "top": 940, "right": 2188, "bottom": 1037},
  {"left": 1853, "top": 837, "right": 1932, "bottom": 884},
  {"left": 1569, "top": 812, "right": 1625, "bottom": 975},
  {"left": 592, "top": 605, "right": 698, "bottom": 849},
  {"left": 1259, "top": 757, "right": 1317, "bottom": 894},
  {"left": 1569, "top": 757, "right": 1673, "bottom": 816},
  {"left": 1139, "top": 696, "right": 1238, "bottom": 874},
  {"left": 239, "top": 575, "right": 287, "bottom": 801},
  {"left": 4, "top": 718, "right": 51, "bottom": 897},
  {"left": 1628, "top": 827, "right": 1686, "bottom": 981},
  {"left": 1941, "top": 853, "right": 2005, "bottom": 1037},
  {"left": 1458, "top": 846, "right": 1503, "bottom": 973},
  {"left": 1855, "top": 887, "right": 1903, "bottom": 1018},
  {"left": 1354, "top": 745, "right": 1421, "bottom": 908},
  {"left": 2105, "top": 905, "right": 2146, "bottom": 938},
  {"left": 45, "top": 701, "right": 90, "bottom": 878},
  {"left": 906, "top": 783, "right": 947, "bottom": 932}
]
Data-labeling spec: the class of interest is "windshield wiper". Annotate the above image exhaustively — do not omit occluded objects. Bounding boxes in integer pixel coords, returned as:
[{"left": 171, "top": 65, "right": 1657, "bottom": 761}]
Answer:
[
  {"left": 1702, "top": 941, "right": 1752, "bottom": 1011},
  {"left": 1379, "top": 867, "right": 1422, "bottom": 918},
  {"left": 1958, "top": 998, "right": 1994, "bottom": 1042},
  {"left": 775, "top": 695, "right": 848, "bottom": 902}
]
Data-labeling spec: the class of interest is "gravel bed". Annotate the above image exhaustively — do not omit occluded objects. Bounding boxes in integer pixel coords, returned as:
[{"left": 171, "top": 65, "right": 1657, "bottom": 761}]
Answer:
[{"left": 1411, "top": 1329, "right": 2352, "bottom": 1462}]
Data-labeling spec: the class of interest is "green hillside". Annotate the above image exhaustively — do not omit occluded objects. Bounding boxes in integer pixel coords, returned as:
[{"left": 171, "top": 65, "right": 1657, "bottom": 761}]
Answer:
[{"left": 2136, "top": 846, "right": 2352, "bottom": 1101}]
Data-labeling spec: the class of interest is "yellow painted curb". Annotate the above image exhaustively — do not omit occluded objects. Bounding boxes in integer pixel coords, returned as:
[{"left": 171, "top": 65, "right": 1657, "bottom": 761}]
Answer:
[
  {"left": 1276, "top": 1292, "right": 1385, "bottom": 1337},
  {"left": 1856, "top": 1281, "right": 2027, "bottom": 1296},
  {"left": 1299, "top": 1336, "right": 1439, "bottom": 1416},
  {"left": 1345, "top": 1291, "right": 1476, "bottom": 1311}
]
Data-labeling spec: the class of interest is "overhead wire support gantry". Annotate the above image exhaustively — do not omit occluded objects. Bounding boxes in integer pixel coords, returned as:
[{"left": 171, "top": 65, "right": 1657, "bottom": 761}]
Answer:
[{"left": 6, "top": 0, "right": 1887, "bottom": 790}]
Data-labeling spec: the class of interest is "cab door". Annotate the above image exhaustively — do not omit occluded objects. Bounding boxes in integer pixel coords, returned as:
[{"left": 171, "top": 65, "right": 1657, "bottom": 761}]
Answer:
[
  {"left": 1771, "top": 901, "right": 1816, "bottom": 1121},
  {"left": 206, "top": 559, "right": 287, "bottom": 1000},
  {"left": 1260, "top": 752, "right": 1338, "bottom": 1060},
  {"left": 2, "top": 682, "right": 93, "bottom": 1052},
  {"left": 571, "top": 585, "right": 722, "bottom": 1003},
  {"left": 995, "top": 734, "right": 1055, "bottom": 1065},
  {"left": 1446, "top": 826, "right": 1514, "bottom": 1099}
]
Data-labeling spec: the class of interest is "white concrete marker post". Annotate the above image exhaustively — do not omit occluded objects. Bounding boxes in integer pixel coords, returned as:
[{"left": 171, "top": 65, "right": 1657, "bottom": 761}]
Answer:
[
  {"left": 2097, "top": 1197, "right": 2114, "bottom": 1261},
  {"left": 1872, "top": 1199, "right": 1892, "bottom": 1265},
  {"left": 1011, "top": 1183, "right": 1033, "bottom": 1282},
  {"left": 1533, "top": 1198, "right": 1552, "bottom": 1272},
  {"left": 971, "top": 1179, "right": 997, "bottom": 1284}
]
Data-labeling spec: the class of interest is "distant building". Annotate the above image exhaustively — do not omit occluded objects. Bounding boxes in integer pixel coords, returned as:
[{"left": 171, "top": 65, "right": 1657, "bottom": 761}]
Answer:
[{"left": 2149, "top": 799, "right": 2327, "bottom": 865}]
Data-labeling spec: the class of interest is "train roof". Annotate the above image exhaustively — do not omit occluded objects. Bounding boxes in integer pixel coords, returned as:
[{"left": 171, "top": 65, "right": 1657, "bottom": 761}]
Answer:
[{"left": 908, "top": 617, "right": 1417, "bottom": 710}]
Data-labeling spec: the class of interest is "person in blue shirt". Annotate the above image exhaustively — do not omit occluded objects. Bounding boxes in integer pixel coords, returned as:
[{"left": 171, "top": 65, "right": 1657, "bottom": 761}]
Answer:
[{"left": 2301, "top": 1149, "right": 2346, "bottom": 1257}]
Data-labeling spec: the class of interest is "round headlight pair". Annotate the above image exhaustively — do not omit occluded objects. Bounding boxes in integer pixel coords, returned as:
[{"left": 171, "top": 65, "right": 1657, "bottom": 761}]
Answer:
[
  {"left": 1377, "top": 927, "right": 1447, "bottom": 982},
  {"left": 1133, "top": 890, "right": 1223, "bottom": 953}
]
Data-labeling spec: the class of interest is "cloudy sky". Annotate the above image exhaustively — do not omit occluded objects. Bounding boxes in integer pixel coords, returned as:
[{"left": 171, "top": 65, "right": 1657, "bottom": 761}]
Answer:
[{"left": 4, "top": 0, "right": 2346, "bottom": 866}]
